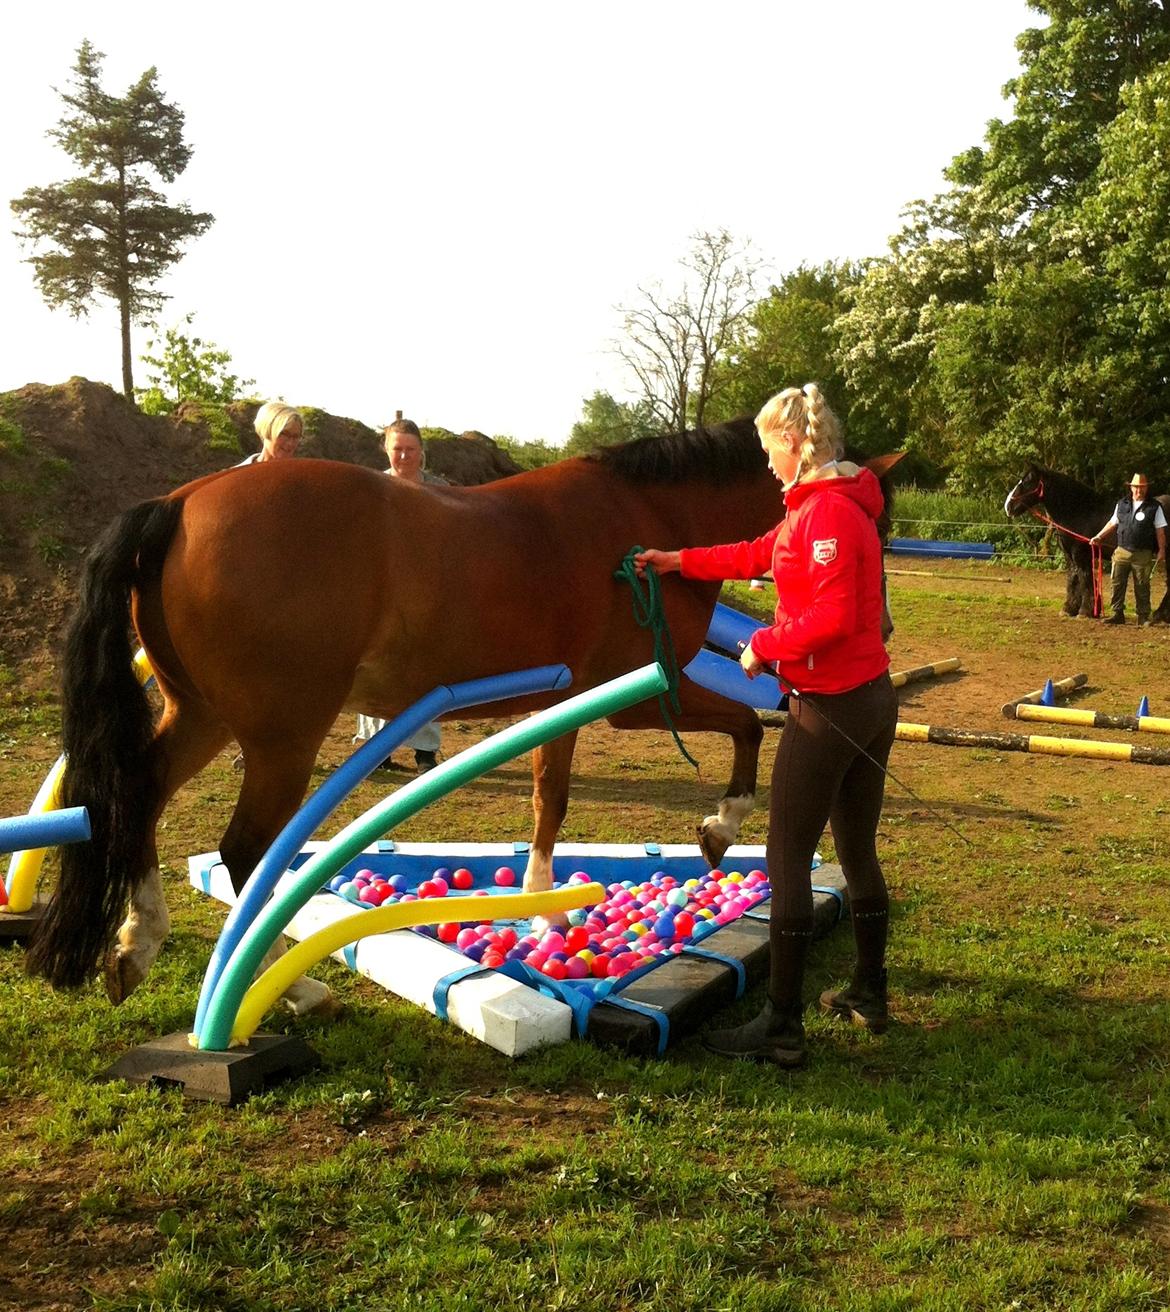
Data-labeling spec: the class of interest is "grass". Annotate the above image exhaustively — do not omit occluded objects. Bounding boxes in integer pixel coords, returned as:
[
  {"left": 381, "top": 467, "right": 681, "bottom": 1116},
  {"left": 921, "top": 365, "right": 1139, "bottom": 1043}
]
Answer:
[{"left": 0, "top": 570, "right": 1168, "bottom": 1310}]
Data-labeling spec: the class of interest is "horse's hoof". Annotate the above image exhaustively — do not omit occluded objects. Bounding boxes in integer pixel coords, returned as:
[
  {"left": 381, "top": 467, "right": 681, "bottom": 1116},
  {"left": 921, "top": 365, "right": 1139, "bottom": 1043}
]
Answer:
[
  {"left": 532, "top": 912, "right": 569, "bottom": 936},
  {"left": 280, "top": 979, "right": 340, "bottom": 1019},
  {"left": 103, "top": 950, "right": 145, "bottom": 1005},
  {"left": 697, "top": 821, "right": 730, "bottom": 868}
]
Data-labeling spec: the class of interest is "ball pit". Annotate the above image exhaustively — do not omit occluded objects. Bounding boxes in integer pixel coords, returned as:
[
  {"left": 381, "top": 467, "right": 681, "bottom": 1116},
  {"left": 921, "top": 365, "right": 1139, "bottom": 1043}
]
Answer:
[{"left": 320, "top": 861, "right": 770, "bottom": 988}]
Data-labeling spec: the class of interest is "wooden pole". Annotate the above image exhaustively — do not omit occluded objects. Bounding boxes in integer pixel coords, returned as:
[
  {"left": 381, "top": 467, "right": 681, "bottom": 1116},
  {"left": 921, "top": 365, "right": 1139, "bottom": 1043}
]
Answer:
[
  {"left": 1000, "top": 673, "right": 1087, "bottom": 718},
  {"left": 1014, "top": 704, "right": 1170, "bottom": 736},
  {"left": 890, "top": 657, "right": 961, "bottom": 688},
  {"left": 897, "top": 721, "right": 1170, "bottom": 765}
]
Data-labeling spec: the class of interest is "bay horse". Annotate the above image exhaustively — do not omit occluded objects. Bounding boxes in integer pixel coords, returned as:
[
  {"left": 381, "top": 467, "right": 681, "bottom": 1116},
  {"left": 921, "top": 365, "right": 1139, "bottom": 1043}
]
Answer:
[
  {"left": 1004, "top": 463, "right": 1170, "bottom": 619},
  {"left": 27, "top": 417, "right": 899, "bottom": 1013}
]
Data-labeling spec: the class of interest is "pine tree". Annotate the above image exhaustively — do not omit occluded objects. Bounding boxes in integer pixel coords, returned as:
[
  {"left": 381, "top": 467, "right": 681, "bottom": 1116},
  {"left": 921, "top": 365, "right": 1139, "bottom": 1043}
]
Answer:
[{"left": 11, "top": 40, "right": 213, "bottom": 396}]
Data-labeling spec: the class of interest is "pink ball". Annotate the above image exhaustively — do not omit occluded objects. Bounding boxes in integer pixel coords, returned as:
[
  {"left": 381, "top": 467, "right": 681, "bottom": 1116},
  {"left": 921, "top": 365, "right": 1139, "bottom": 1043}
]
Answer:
[
  {"left": 430, "top": 877, "right": 449, "bottom": 896},
  {"left": 494, "top": 866, "right": 517, "bottom": 887},
  {"left": 563, "top": 957, "right": 590, "bottom": 980},
  {"left": 456, "top": 928, "right": 480, "bottom": 950}
]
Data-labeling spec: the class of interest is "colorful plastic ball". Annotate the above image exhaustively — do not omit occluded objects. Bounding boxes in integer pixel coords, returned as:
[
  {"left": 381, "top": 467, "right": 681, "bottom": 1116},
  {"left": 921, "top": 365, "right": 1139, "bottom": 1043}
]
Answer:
[
  {"left": 388, "top": 874, "right": 409, "bottom": 893},
  {"left": 438, "top": 922, "right": 461, "bottom": 944},
  {"left": 328, "top": 874, "right": 348, "bottom": 893},
  {"left": 449, "top": 868, "right": 474, "bottom": 890},
  {"left": 653, "top": 914, "right": 676, "bottom": 939},
  {"left": 456, "top": 927, "right": 480, "bottom": 951},
  {"left": 565, "top": 926, "right": 589, "bottom": 953},
  {"left": 563, "top": 957, "right": 590, "bottom": 980},
  {"left": 339, "top": 881, "right": 361, "bottom": 904},
  {"left": 416, "top": 880, "right": 438, "bottom": 899},
  {"left": 494, "top": 866, "right": 517, "bottom": 887},
  {"left": 481, "top": 949, "right": 505, "bottom": 969},
  {"left": 543, "top": 959, "right": 568, "bottom": 980},
  {"left": 674, "top": 912, "right": 695, "bottom": 937},
  {"left": 463, "top": 941, "right": 487, "bottom": 962}
]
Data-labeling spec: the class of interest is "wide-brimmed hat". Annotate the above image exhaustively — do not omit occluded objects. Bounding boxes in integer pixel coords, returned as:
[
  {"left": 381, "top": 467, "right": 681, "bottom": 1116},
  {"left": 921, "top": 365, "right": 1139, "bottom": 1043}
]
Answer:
[{"left": 1129, "top": 473, "right": 1149, "bottom": 487}]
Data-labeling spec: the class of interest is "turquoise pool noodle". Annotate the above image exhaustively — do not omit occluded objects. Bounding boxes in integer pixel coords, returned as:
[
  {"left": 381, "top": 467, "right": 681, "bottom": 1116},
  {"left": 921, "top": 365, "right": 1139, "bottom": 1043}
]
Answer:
[{"left": 197, "top": 662, "right": 668, "bottom": 1050}]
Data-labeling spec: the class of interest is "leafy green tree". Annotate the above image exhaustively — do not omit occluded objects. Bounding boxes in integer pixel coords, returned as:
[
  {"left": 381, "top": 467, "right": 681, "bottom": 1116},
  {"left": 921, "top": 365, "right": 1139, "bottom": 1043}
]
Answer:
[
  {"left": 10, "top": 40, "right": 213, "bottom": 397},
  {"left": 837, "top": 1, "right": 1170, "bottom": 488},
  {"left": 135, "top": 314, "right": 253, "bottom": 414},
  {"left": 563, "top": 391, "right": 658, "bottom": 456},
  {"left": 492, "top": 436, "right": 562, "bottom": 470}
]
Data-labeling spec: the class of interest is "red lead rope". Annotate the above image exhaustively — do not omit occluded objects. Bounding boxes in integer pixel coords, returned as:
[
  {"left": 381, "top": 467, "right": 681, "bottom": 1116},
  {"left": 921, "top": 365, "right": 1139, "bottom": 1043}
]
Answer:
[{"left": 1029, "top": 507, "right": 1105, "bottom": 617}]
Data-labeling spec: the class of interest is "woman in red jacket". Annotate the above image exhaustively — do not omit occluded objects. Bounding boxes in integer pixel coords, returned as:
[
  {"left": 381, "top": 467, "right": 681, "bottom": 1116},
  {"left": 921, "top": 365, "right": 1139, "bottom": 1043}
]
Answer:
[{"left": 635, "top": 384, "right": 897, "bottom": 1068}]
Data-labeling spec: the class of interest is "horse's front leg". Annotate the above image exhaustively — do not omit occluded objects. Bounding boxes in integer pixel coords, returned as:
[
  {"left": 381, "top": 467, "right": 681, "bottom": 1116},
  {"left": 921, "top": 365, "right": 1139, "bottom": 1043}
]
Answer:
[
  {"left": 525, "top": 730, "right": 579, "bottom": 931},
  {"left": 606, "top": 688, "right": 764, "bottom": 867}
]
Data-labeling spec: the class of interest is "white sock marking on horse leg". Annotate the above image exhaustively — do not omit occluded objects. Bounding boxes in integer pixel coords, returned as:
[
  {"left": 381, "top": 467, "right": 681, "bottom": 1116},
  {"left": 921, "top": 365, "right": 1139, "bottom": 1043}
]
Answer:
[
  {"left": 524, "top": 850, "right": 564, "bottom": 932},
  {"left": 106, "top": 867, "right": 170, "bottom": 999},
  {"left": 259, "top": 935, "right": 335, "bottom": 1017},
  {"left": 699, "top": 793, "right": 755, "bottom": 863}
]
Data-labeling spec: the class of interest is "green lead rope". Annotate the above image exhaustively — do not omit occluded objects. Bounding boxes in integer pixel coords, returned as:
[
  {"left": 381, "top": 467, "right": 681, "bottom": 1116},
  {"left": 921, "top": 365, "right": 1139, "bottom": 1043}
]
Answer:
[{"left": 613, "top": 547, "right": 700, "bottom": 771}]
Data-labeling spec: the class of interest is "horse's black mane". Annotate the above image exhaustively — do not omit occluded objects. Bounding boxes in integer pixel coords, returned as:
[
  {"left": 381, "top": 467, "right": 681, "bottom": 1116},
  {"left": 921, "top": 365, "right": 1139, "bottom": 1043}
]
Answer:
[
  {"left": 588, "top": 416, "right": 766, "bottom": 486},
  {"left": 1026, "top": 463, "right": 1102, "bottom": 499}
]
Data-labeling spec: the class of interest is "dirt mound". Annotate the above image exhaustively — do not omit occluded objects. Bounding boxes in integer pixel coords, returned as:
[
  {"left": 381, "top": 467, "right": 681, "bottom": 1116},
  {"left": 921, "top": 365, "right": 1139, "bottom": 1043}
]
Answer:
[
  {"left": 428, "top": 431, "right": 523, "bottom": 485},
  {"left": 0, "top": 379, "right": 523, "bottom": 660}
]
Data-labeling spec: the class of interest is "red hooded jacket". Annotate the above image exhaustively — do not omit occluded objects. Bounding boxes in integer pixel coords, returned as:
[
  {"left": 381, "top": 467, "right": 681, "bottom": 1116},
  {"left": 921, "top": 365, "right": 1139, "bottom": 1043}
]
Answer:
[{"left": 679, "top": 467, "right": 890, "bottom": 694}]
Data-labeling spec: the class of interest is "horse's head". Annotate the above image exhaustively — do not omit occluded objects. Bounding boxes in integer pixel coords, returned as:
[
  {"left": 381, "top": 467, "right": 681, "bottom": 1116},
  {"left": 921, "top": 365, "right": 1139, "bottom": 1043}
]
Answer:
[{"left": 1004, "top": 464, "right": 1044, "bottom": 518}]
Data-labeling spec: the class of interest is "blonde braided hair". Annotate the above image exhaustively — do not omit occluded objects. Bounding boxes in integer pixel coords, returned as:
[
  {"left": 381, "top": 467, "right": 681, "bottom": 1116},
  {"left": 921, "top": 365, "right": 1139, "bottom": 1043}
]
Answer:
[{"left": 755, "top": 383, "right": 843, "bottom": 481}]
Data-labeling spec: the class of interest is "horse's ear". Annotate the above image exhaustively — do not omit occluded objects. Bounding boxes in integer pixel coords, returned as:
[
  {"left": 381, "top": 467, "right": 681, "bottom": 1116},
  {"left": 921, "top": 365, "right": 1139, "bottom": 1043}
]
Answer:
[{"left": 863, "top": 451, "right": 905, "bottom": 479}]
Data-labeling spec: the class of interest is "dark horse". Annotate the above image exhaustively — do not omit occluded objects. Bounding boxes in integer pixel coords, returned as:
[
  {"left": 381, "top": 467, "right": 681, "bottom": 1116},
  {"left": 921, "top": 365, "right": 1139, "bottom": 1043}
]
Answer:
[
  {"left": 1004, "top": 463, "right": 1170, "bottom": 620},
  {"left": 27, "top": 417, "right": 899, "bottom": 1012}
]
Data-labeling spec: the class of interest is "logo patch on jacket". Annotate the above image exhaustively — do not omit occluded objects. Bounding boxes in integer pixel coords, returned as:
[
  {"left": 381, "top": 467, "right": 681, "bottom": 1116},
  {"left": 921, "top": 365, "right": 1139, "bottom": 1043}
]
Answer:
[{"left": 812, "top": 537, "right": 838, "bottom": 565}]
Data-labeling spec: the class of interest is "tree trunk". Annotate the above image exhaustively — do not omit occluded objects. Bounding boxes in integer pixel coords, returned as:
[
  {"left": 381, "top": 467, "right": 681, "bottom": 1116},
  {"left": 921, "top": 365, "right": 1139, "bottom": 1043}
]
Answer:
[{"left": 120, "top": 294, "right": 133, "bottom": 396}]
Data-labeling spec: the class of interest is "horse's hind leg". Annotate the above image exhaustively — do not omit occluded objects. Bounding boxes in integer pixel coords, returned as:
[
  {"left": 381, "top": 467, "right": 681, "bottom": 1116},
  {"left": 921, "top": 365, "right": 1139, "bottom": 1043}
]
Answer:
[
  {"left": 219, "top": 741, "right": 339, "bottom": 1019},
  {"left": 106, "top": 698, "right": 234, "bottom": 1003}
]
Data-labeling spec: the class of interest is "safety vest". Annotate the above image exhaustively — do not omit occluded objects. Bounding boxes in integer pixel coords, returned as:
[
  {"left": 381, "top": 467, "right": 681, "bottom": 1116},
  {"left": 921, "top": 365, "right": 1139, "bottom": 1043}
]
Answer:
[{"left": 1116, "top": 496, "right": 1159, "bottom": 552}]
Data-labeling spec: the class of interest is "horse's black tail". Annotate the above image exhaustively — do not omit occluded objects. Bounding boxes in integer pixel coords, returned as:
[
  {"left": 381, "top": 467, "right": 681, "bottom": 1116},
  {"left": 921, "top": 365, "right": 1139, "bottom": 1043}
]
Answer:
[{"left": 26, "top": 497, "right": 184, "bottom": 989}]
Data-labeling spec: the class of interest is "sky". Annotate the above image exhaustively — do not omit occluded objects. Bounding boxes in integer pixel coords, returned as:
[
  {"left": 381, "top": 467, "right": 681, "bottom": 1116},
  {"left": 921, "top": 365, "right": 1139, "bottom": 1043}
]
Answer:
[{"left": 1, "top": 1, "right": 1036, "bottom": 444}]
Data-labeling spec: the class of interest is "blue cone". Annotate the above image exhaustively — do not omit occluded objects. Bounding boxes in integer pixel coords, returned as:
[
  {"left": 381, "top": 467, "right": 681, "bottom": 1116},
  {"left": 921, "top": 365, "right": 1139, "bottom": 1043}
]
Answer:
[
  {"left": 1137, "top": 695, "right": 1150, "bottom": 718},
  {"left": 1040, "top": 678, "right": 1056, "bottom": 707}
]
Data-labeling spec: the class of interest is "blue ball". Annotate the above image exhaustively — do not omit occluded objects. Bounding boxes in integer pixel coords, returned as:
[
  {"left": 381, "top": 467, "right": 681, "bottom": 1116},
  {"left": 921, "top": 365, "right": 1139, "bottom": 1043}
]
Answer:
[
  {"left": 328, "top": 875, "right": 348, "bottom": 893},
  {"left": 388, "top": 874, "right": 409, "bottom": 893}
]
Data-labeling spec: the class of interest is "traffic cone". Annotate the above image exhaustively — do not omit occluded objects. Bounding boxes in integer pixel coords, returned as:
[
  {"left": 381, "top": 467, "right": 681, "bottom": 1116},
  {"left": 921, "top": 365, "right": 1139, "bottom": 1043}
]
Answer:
[
  {"left": 1137, "top": 695, "right": 1150, "bottom": 718},
  {"left": 1040, "top": 678, "right": 1056, "bottom": 707}
]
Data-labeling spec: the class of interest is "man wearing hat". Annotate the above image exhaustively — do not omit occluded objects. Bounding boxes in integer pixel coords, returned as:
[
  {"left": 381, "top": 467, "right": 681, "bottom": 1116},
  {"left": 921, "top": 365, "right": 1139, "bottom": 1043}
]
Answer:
[{"left": 1089, "top": 473, "right": 1167, "bottom": 625}]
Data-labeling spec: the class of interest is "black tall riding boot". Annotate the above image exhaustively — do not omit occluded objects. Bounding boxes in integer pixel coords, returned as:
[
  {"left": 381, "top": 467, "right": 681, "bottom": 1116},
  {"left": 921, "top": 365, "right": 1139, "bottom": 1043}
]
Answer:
[
  {"left": 820, "top": 898, "right": 889, "bottom": 1033},
  {"left": 702, "top": 922, "right": 812, "bottom": 1068},
  {"left": 702, "top": 997, "right": 806, "bottom": 1067}
]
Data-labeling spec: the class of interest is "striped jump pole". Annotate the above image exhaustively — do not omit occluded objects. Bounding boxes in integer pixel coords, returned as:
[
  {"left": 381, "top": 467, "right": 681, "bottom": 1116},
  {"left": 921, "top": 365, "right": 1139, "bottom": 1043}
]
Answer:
[
  {"left": 1014, "top": 704, "right": 1170, "bottom": 736},
  {"left": 897, "top": 721, "right": 1170, "bottom": 766},
  {"left": 890, "top": 657, "right": 961, "bottom": 689},
  {"left": 1000, "top": 673, "right": 1087, "bottom": 718}
]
